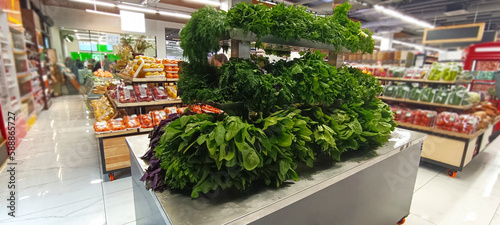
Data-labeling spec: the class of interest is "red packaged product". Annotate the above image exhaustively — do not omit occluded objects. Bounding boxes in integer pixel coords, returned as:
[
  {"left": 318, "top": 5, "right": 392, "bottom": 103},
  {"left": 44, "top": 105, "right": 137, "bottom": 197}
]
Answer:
[
  {"left": 118, "top": 87, "right": 137, "bottom": 103},
  {"left": 436, "top": 112, "right": 459, "bottom": 131},
  {"left": 124, "top": 115, "right": 141, "bottom": 129},
  {"left": 151, "top": 110, "right": 167, "bottom": 126},
  {"left": 401, "top": 109, "right": 415, "bottom": 124},
  {"left": 393, "top": 107, "right": 407, "bottom": 122},
  {"left": 94, "top": 121, "right": 111, "bottom": 133},
  {"left": 152, "top": 86, "right": 169, "bottom": 100},
  {"left": 452, "top": 115, "right": 480, "bottom": 134},
  {"left": 413, "top": 109, "right": 437, "bottom": 127},
  {"left": 189, "top": 105, "right": 202, "bottom": 114},
  {"left": 108, "top": 118, "right": 127, "bottom": 132},
  {"left": 164, "top": 106, "right": 178, "bottom": 114},
  {"left": 133, "top": 84, "right": 154, "bottom": 102},
  {"left": 139, "top": 114, "right": 154, "bottom": 128}
]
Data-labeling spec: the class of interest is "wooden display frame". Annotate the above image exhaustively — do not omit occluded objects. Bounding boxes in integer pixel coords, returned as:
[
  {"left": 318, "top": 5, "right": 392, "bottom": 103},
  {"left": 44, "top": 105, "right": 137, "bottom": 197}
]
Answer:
[
  {"left": 378, "top": 96, "right": 474, "bottom": 110},
  {"left": 423, "top": 23, "right": 485, "bottom": 44},
  {"left": 377, "top": 77, "right": 472, "bottom": 85}
]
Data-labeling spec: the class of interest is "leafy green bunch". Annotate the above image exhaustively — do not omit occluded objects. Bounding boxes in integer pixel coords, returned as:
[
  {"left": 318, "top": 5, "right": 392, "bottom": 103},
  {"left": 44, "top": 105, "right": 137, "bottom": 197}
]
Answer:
[
  {"left": 179, "top": 6, "right": 228, "bottom": 64},
  {"left": 226, "top": 2, "right": 272, "bottom": 48}
]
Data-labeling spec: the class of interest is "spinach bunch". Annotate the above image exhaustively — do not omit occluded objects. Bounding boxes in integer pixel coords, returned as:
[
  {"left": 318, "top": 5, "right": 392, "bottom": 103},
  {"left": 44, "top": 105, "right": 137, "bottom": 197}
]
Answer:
[{"left": 226, "top": 2, "right": 271, "bottom": 48}]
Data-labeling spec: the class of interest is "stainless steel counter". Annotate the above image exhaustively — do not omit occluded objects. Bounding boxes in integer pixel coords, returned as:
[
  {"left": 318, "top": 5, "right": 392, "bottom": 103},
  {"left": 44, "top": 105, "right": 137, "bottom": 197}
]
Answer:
[{"left": 127, "top": 128, "right": 426, "bottom": 225}]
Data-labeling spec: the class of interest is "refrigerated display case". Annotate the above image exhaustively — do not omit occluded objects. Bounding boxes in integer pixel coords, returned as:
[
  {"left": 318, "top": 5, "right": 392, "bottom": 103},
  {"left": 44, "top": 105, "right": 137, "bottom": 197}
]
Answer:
[{"left": 463, "top": 42, "right": 500, "bottom": 133}]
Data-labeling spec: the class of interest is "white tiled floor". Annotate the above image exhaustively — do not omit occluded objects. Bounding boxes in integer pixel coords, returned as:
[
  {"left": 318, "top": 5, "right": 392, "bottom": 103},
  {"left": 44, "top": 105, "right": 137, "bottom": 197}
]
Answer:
[{"left": 0, "top": 95, "right": 500, "bottom": 225}]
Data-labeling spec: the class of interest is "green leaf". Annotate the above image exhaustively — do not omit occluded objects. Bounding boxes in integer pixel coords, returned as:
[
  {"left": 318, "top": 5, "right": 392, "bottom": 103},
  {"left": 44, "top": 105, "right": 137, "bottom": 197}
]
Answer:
[
  {"left": 214, "top": 123, "right": 226, "bottom": 145},
  {"left": 241, "top": 143, "right": 260, "bottom": 171},
  {"left": 264, "top": 117, "right": 278, "bottom": 130},
  {"left": 276, "top": 133, "right": 292, "bottom": 147}
]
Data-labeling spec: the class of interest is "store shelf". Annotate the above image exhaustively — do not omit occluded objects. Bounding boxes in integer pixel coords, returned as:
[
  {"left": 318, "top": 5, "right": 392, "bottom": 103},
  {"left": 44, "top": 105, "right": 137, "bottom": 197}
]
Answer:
[
  {"left": 138, "top": 128, "right": 153, "bottom": 133},
  {"left": 24, "top": 40, "right": 35, "bottom": 45},
  {"left": 114, "top": 98, "right": 182, "bottom": 108},
  {"left": 396, "top": 121, "right": 484, "bottom": 140},
  {"left": 117, "top": 73, "right": 178, "bottom": 83},
  {"left": 166, "top": 71, "right": 178, "bottom": 74},
  {"left": 95, "top": 129, "right": 139, "bottom": 138},
  {"left": 377, "top": 77, "right": 472, "bottom": 84},
  {"left": 164, "top": 64, "right": 178, "bottom": 67},
  {"left": 13, "top": 49, "right": 27, "bottom": 54},
  {"left": 378, "top": 96, "right": 474, "bottom": 110},
  {"left": 17, "top": 71, "right": 30, "bottom": 78}
]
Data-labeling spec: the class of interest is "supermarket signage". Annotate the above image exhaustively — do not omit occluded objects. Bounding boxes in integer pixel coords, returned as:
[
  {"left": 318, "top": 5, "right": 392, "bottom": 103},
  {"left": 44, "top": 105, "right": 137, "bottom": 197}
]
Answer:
[
  {"left": 423, "top": 23, "right": 485, "bottom": 44},
  {"left": 106, "top": 34, "right": 120, "bottom": 45},
  {"left": 120, "top": 10, "right": 146, "bottom": 33}
]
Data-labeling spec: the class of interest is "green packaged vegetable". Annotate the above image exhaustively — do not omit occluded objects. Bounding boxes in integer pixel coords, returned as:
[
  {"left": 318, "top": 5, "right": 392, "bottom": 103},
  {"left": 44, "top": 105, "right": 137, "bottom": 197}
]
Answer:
[
  {"left": 433, "top": 89, "right": 449, "bottom": 104},
  {"left": 419, "top": 87, "right": 435, "bottom": 102},
  {"left": 384, "top": 85, "right": 397, "bottom": 97},
  {"left": 441, "top": 63, "right": 459, "bottom": 81},
  {"left": 395, "top": 85, "right": 410, "bottom": 98},
  {"left": 408, "top": 87, "right": 421, "bottom": 100},
  {"left": 456, "top": 71, "right": 473, "bottom": 81},
  {"left": 427, "top": 62, "right": 442, "bottom": 80},
  {"left": 447, "top": 86, "right": 470, "bottom": 105}
]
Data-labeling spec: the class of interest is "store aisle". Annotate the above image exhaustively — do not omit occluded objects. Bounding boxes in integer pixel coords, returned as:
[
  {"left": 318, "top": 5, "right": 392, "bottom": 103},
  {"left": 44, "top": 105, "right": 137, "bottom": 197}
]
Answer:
[
  {"left": 1, "top": 95, "right": 500, "bottom": 225},
  {"left": 0, "top": 96, "right": 135, "bottom": 225},
  {"left": 406, "top": 136, "right": 500, "bottom": 225}
]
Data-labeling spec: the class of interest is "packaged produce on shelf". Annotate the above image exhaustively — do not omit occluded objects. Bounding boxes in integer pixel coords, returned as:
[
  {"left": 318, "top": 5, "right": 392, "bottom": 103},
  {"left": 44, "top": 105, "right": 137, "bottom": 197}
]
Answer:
[
  {"left": 405, "top": 67, "right": 426, "bottom": 79},
  {"left": 151, "top": 110, "right": 168, "bottom": 126},
  {"left": 201, "top": 104, "right": 222, "bottom": 114},
  {"left": 427, "top": 62, "right": 442, "bottom": 80},
  {"left": 94, "top": 121, "right": 111, "bottom": 133},
  {"left": 389, "top": 67, "right": 406, "bottom": 77},
  {"left": 152, "top": 86, "right": 169, "bottom": 100},
  {"left": 394, "top": 85, "right": 410, "bottom": 99},
  {"left": 390, "top": 106, "right": 404, "bottom": 121},
  {"left": 446, "top": 86, "right": 470, "bottom": 105},
  {"left": 139, "top": 114, "right": 154, "bottom": 128},
  {"left": 456, "top": 71, "right": 473, "bottom": 81},
  {"left": 408, "top": 87, "right": 421, "bottom": 100},
  {"left": 166, "top": 85, "right": 178, "bottom": 99},
  {"left": 436, "top": 112, "right": 460, "bottom": 131},
  {"left": 433, "top": 89, "right": 450, "bottom": 104},
  {"left": 413, "top": 109, "right": 437, "bottom": 127},
  {"left": 441, "top": 63, "right": 459, "bottom": 81},
  {"left": 471, "top": 111, "right": 490, "bottom": 129},
  {"left": 372, "top": 66, "right": 388, "bottom": 77},
  {"left": 177, "top": 107, "right": 187, "bottom": 114},
  {"left": 419, "top": 87, "right": 435, "bottom": 102},
  {"left": 383, "top": 85, "right": 397, "bottom": 97},
  {"left": 401, "top": 109, "right": 415, "bottom": 123},
  {"left": 468, "top": 92, "right": 481, "bottom": 104},
  {"left": 452, "top": 115, "right": 480, "bottom": 134},
  {"left": 124, "top": 115, "right": 141, "bottom": 129},
  {"left": 188, "top": 104, "right": 202, "bottom": 113},
  {"left": 118, "top": 87, "right": 137, "bottom": 103},
  {"left": 93, "top": 69, "right": 113, "bottom": 78},
  {"left": 467, "top": 102, "right": 500, "bottom": 118},
  {"left": 108, "top": 118, "right": 127, "bottom": 132},
  {"left": 133, "top": 84, "right": 154, "bottom": 102},
  {"left": 474, "top": 71, "right": 496, "bottom": 80},
  {"left": 91, "top": 96, "right": 115, "bottom": 122},
  {"left": 164, "top": 106, "right": 178, "bottom": 114}
]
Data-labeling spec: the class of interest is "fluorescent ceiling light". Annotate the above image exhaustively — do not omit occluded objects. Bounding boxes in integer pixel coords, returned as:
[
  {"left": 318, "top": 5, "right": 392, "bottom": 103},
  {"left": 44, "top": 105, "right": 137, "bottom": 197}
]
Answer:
[
  {"left": 158, "top": 11, "right": 191, "bottom": 19},
  {"left": 70, "top": 0, "right": 115, "bottom": 7},
  {"left": 373, "top": 35, "right": 442, "bottom": 52},
  {"left": 374, "top": 5, "right": 434, "bottom": 29},
  {"left": 118, "top": 4, "right": 158, "bottom": 14},
  {"left": 188, "top": 0, "right": 220, "bottom": 6},
  {"left": 86, "top": 9, "right": 120, "bottom": 17}
]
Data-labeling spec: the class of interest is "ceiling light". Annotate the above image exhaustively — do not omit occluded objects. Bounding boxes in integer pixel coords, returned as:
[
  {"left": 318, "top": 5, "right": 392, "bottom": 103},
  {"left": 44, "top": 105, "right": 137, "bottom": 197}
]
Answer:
[
  {"left": 374, "top": 5, "right": 434, "bottom": 29},
  {"left": 117, "top": 4, "right": 158, "bottom": 13},
  {"left": 70, "top": 0, "right": 115, "bottom": 7},
  {"left": 188, "top": 0, "right": 220, "bottom": 6},
  {"left": 86, "top": 9, "right": 120, "bottom": 17},
  {"left": 158, "top": 11, "right": 191, "bottom": 19}
]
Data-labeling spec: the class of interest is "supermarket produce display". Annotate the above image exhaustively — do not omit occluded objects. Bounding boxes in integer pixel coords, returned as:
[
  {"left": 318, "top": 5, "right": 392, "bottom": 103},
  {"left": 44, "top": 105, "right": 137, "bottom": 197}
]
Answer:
[{"left": 141, "top": 1, "right": 394, "bottom": 197}]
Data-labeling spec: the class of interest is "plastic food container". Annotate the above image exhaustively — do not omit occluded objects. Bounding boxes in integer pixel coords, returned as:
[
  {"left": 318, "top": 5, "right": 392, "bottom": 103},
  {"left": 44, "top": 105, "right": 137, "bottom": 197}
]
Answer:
[
  {"left": 94, "top": 121, "right": 111, "bottom": 133},
  {"left": 108, "top": 118, "right": 127, "bottom": 132},
  {"left": 413, "top": 109, "right": 437, "bottom": 127},
  {"left": 436, "top": 112, "right": 459, "bottom": 131},
  {"left": 164, "top": 106, "right": 178, "bottom": 114},
  {"left": 124, "top": 115, "right": 141, "bottom": 129},
  {"left": 139, "top": 114, "right": 154, "bottom": 128},
  {"left": 134, "top": 84, "right": 154, "bottom": 102},
  {"left": 152, "top": 86, "right": 169, "bottom": 100},
  {"left": 151, "top": 110, "right": 167, "bottom": 126}
]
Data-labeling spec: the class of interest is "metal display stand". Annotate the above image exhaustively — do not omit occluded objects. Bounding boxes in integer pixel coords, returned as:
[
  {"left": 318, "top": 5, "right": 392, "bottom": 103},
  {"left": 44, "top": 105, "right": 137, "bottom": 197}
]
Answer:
[{"left": 127, "top": 128, "right": 426, "bottom": 225}]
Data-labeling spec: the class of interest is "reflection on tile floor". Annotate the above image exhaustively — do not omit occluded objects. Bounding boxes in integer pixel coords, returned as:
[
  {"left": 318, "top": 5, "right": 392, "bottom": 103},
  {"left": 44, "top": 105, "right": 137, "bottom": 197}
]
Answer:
[{"left": 1, "top": 95, "right": 500, "bottom": 225}]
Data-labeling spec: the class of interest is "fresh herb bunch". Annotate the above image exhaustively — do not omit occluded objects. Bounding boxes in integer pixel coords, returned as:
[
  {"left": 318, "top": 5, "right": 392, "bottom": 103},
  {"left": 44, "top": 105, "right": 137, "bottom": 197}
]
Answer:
[
  {"left": 179, "top": 6, "right": 228, "bottom": 64},
  {"left": 226, "top": 2, "right": 272, "bottom": 48}
]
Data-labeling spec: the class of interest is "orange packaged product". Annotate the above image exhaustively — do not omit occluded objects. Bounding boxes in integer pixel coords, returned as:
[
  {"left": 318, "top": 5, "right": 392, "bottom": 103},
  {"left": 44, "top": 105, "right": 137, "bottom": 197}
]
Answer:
[
  {"left": 164, "top": 106, "right": 178, "bottom": 114},
  {"left": 189, "top": 105, "right": 202, "bottom": 114},
  {"left": 139, "top": 114, "right": 154, "bottom": 128},
  {"left": 94, "top": 121, "right": 111, "bottom": 133},
  {"left": 177, "top": 107, "right": 187, "bottom": 114},
  {"left": 124, "top": 115, "right": 141, "bottom": 129},
  {"left": 151, "top": 110, "right": 167, "bottom": 126},
  {"left": 108, "top": 118, "right": 127, "bottom": 132}
]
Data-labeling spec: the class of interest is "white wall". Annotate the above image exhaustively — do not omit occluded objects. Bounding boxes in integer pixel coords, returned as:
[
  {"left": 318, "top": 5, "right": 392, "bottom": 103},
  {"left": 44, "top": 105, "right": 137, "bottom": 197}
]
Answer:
[{"left": 45, "top": 6, "right": 185, "bottom": 59}]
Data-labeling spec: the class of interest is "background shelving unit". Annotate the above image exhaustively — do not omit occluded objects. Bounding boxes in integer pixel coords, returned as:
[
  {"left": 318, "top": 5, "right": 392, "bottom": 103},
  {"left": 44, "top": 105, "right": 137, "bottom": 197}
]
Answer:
[{"left": 378, "top": 77, "right": 499, "bottom": 176}]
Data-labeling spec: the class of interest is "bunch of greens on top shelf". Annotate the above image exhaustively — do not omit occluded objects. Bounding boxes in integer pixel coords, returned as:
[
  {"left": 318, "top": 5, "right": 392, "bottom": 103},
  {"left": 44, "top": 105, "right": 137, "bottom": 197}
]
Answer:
[
  {"left": 179, "top": 6, "right": 228, "bottom": 64},
  {"left": 226, "top": 2, "right": 271, "bottom": 48}
]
